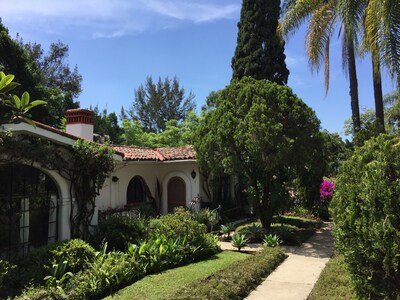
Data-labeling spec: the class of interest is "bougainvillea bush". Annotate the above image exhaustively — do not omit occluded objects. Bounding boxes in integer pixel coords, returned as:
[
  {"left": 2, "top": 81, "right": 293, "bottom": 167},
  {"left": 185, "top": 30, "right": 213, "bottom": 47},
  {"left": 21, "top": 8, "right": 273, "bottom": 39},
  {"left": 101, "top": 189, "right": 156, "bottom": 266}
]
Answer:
[{"left": 320, "top": 181, "right": 334, "bottom": 204}]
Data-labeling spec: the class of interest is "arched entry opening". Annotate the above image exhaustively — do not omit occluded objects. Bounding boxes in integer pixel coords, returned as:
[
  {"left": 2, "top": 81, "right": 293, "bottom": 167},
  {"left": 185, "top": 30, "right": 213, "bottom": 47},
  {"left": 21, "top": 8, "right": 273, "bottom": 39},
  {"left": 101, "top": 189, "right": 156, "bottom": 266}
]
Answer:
[
  {"left": 0, "top": 164, "right": 59, "bottom": 259},
  {"left": 167, "top": 176, "right": 186, "bottom": 212},
  {"left": 127, "top": 176, "right": 146, "bottom": 205}
]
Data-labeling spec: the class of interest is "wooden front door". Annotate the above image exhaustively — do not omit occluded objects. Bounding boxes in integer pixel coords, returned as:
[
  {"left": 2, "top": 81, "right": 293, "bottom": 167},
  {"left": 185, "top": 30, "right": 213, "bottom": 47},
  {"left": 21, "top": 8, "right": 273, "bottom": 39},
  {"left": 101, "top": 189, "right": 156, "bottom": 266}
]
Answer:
[{"left": 167, "top": 176, "right": 186, "bottom": 212}]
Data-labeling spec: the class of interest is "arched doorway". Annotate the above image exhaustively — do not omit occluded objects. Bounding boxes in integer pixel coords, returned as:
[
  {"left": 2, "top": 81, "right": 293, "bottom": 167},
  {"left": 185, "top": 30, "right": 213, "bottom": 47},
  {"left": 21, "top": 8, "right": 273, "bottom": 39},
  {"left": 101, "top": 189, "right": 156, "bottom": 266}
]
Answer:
[
  {"left": 167, "top": 176, "right": 186, "bottom": 212},
  {"left": 0, "top": 164, "right": 59, "bottom": 259},
  {"left": 127, "top": 176, "right": 146, "bottom": 205}
]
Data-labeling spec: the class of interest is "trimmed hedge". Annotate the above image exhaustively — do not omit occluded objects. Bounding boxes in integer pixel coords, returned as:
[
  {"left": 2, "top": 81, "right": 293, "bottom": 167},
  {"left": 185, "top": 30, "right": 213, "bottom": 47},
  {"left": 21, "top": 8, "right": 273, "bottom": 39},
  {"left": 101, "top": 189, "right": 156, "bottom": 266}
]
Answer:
[
  {"left": 167, "top": 247, "right": 286, "bottom": 299},
  {"left": 333, "top": 134, "right": 400, "bottom": 299}
]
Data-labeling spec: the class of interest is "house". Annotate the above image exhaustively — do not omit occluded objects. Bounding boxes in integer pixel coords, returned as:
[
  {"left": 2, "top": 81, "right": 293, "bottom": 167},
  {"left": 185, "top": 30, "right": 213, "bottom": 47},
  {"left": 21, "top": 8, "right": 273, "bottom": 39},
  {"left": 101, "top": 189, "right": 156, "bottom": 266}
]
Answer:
[{"left": 0, "top": 109, "right": 218, "bottom": 258}]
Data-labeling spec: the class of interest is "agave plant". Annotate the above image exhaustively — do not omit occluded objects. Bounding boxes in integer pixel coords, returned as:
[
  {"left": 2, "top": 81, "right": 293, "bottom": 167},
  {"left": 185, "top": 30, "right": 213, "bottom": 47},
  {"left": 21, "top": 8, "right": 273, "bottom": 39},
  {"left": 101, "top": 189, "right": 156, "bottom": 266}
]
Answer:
[
  {"left": 220, "top": 223, "right": 235, "bottom": 239},
  {"left": 263, "top": 234, "right": 281, "bottom": 248},
  {"left": 243, "top": 224, "right": 264, "bottom": 242},
  {"left": 231, "top": 233, "right": 248, "bottom": 252}
]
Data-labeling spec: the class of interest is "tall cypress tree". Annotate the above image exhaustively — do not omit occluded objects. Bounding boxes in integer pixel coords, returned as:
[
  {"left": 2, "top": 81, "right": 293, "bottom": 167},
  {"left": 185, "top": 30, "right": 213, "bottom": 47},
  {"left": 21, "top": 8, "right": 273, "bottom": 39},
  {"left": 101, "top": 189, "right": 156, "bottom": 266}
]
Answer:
[{"left": 232, "top": 0, "right": 289, "bottom": 85}]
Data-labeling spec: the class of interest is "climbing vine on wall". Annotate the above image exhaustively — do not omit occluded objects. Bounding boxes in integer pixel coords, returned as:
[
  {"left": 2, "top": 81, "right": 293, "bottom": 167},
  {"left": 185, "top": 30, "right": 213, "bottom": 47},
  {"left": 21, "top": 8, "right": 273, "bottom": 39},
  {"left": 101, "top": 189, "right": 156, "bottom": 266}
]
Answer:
[{"left": 0, "top": 130, "right": 115, "bottom": 239}]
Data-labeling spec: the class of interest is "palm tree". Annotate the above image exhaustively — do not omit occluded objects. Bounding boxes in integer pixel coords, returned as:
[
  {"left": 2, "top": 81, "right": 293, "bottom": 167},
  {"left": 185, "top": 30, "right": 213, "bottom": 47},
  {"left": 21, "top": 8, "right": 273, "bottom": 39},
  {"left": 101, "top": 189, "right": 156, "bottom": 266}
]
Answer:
[
  {"left": 280, "top": 0, "right": 361, "bottom": 133},
  {"left": 359, "top": 0, "right": 400, "bottom": 132}
]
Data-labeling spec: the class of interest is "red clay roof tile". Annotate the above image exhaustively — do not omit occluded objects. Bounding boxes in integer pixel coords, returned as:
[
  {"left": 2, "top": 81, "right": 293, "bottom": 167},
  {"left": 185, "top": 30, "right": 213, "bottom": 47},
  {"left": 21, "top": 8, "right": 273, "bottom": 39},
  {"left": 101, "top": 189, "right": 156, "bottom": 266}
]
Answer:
[{"left": 111, "top": 145, "right": 196, "bottom": 161}]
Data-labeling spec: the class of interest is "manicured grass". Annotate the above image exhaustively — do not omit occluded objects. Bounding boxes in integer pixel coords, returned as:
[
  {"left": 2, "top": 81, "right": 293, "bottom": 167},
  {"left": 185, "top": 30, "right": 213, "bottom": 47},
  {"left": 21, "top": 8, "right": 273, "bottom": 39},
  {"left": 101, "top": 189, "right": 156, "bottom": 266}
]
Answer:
[
  {"left": 308, "top": 254, "right": 354, "bottom": 300},
  {"left": 104, "top": 251, "right": 249, "bottom": 300}
]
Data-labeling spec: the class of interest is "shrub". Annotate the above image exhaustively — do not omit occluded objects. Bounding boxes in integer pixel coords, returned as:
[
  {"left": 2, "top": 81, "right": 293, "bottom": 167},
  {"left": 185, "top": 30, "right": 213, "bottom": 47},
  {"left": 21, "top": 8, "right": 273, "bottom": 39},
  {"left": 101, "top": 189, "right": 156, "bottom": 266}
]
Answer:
[
  {"left": 168, "top": 247, "right": 286, "bottom": 299},
  {"left": 270, "top": 225, "right": 299, "bottom": 246},
  {"left": 0, "top": 259, "right": 18, "bottom": 297},
  {"left": 128, "top": 235, "right": 190, "bottom": 273},
  {"left": 241, "top": 223, "right": 265, "bottom": 242},
  {"left": 92, "top": 216, "right": 145, "bottom": 251},
  {"left": 16, "top": 239, "right": 95, "bottom": 291},
  {"left": 332, "top": 134, "right": 400, "bottom": 299},
  {"left": 192, "top": 208, "right": 219, "bottom": 232},
  {"left": 64, "top": 246, "right": 143, "bottom": 300},
  {"left": 150, "top": 208, "right": 220, "bottom": 260},
  {"left": 48, "top": 239, "right": 95, "bottom": 273}
]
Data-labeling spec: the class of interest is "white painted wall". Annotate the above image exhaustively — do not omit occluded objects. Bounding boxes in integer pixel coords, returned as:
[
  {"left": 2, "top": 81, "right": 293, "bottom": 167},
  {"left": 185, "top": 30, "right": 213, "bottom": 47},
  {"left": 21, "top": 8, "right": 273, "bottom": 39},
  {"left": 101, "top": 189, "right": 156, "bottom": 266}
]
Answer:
[
  {"left": 65, "top": 123, "right": 93, "bottom": 141},
  {"left": 95, "top": 160, "right": 202, "bottom": 224}
]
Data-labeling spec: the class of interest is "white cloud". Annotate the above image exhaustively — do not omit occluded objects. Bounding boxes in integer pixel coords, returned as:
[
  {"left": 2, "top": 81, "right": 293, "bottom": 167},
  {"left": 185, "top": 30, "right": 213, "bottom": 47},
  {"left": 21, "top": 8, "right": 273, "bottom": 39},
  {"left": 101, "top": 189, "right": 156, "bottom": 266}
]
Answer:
[{"left": 1, "top": 0, "right": 240, "bottom": 38}]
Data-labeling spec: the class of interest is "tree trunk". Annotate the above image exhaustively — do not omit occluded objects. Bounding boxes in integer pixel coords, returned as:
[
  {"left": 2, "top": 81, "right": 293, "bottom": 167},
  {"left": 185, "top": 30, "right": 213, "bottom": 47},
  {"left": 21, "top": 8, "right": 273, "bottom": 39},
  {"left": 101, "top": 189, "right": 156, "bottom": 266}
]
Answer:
[
  {"left": 347, "top": 37, "right": 361, "bottom": 133},
  {"left": 372, "top": 56, "right": 385, "bottom": 132}
]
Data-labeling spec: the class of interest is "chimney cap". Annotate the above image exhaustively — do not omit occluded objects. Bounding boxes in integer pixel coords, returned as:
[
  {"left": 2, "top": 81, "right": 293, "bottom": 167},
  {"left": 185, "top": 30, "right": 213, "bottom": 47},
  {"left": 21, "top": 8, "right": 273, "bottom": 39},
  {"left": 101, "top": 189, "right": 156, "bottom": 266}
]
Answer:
[{"left": 66, "top": 109, "right": 94, "bottom": 125}]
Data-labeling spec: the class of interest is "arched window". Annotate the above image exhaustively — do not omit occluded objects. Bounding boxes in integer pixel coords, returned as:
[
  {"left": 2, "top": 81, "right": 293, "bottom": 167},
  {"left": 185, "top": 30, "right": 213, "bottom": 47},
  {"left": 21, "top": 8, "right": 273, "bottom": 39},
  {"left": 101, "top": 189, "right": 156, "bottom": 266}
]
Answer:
[
  {"left": 0, "top": 164, "right": 58, "bottom": 259},
  {"left": 127, "top": 176, "right": 146, "bottom": 204},
  {"left": 167, "top": 176, "right": 186, "bottom": 212}
]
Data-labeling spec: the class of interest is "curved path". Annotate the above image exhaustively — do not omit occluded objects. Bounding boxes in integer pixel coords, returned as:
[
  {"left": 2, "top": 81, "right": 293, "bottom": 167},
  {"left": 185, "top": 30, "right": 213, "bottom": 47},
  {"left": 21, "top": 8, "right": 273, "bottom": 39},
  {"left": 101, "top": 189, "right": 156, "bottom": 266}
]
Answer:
[
  {"left": 246, "top": 222, "right": 333, "bottom": 300},
  {"left": 220, "top": 222, "right": 334, "bottom": 300}
]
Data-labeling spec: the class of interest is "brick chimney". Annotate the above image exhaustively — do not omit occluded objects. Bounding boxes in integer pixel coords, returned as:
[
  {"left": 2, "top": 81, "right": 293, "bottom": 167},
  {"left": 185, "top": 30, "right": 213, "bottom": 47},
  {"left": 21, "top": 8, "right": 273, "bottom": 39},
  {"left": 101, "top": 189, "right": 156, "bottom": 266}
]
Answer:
[{"left": 65, "top": 109, "right": 94, "bottom": 141}]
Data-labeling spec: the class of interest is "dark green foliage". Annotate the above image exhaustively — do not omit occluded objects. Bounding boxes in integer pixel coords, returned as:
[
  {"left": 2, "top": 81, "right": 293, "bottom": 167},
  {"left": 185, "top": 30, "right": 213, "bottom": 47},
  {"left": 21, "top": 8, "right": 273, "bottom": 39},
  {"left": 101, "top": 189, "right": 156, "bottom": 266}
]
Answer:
[
  {"left": 0, "top": 260, "right": 18, "bottom": 298},
  {"left": 149, "top": 208, "right": 220, "bottom": 260},
  {"left": 128, "top": 235, "right": 191, "bottom": 273},
  {"left": 332, "top": 134, "right": 400, "bottom": 299},
  {"left": 149, "top": 208, "right": 206, "bottom": 243},
  {"left": 23, "top": 239, "right": 95, "bottom": 276},
  {"left": 240, "top": 223, "right": 265, "bottom": 242},
  {"left": 191, "top": 208, "right": 219, "bottom": 232},
  {"left": 320, "top": 131, "right": 348, "bottom": 177},
  {"left": 126, "top": 76, "right": 195, "bottom": 133},
  {"left": 47, "top": 239, "right": 96, "bottom": 273},
  {"left": 168, "top": 247, "right": 286, "bottom": 300},
  {"left": 92, "top": 216, "right": 146, "bottom": 251},
  {"left": 195, "top": 77, "right": 322, "bottom": 229},
  {"left": 92, "top": 106, "right": 123, "bottom": 144},
  {"left": 0, "top": 20, "right": 82, "bottom": 127},
  {"left": 1, "top": 239, "right": 94, "bottom": 298},
  {"left": 232, "top": 0, "right": 289, "bottom": 84}
]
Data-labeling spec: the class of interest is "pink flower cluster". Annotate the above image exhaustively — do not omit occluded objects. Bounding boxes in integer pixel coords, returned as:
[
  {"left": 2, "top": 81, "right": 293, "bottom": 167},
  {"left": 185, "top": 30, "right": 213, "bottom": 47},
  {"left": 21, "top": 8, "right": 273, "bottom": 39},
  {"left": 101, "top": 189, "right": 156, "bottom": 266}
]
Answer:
[{"left": 320, "top": 180, "right": 335, "bottom": 202}]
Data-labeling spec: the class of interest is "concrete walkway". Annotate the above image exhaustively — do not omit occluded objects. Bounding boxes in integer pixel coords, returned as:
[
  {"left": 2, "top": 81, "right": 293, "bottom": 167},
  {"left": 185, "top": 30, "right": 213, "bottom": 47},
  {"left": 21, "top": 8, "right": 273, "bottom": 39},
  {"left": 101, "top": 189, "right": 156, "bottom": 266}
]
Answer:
[{"left": 220, "top": 222, "right": 334, "bottom": 300}]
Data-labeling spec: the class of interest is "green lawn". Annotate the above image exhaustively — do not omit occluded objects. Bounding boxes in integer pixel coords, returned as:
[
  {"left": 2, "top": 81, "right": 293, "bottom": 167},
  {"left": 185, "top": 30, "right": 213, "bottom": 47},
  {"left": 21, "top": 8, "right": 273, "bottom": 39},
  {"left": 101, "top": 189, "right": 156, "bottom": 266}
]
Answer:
[
  {"left": 104, "top": 251, "right": 249, "bottom": 300},
  {"left": 308, "top": 254, "right": 354, "bottom": 300}
]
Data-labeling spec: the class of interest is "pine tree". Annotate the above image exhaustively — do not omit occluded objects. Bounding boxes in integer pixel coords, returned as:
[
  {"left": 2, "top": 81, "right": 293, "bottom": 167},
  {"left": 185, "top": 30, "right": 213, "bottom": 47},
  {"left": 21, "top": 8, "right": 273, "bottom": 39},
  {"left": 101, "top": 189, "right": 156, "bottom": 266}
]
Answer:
[{"left": 232, "top": 0, "right": 289, "bottom": 85}]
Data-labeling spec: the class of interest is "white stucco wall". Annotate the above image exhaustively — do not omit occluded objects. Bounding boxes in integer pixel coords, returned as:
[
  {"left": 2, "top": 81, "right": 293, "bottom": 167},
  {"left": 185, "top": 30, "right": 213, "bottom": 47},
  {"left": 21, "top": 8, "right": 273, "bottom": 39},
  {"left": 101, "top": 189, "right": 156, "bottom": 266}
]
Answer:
[{"left": 95, "top": 160, "right": 201, "bottom": 223}]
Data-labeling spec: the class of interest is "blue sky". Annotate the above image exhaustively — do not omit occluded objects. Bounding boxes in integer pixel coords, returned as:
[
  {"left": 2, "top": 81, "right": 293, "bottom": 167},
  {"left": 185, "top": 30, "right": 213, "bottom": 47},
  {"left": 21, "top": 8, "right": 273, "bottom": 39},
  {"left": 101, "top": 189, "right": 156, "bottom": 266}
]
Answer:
[{"left": 1, "top": 0, "right": 397, "bottom": 136}]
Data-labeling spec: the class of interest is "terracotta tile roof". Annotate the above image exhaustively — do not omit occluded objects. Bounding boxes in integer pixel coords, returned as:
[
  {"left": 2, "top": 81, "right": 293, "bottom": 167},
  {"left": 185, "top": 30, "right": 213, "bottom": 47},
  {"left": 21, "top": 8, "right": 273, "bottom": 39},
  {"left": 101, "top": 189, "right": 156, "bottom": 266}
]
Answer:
[
  {"left": 111, "top": 145, "right": 196, "bottom": 161},
  {"left": 157, "top": 146, "right": 197, "bottom": 161}
]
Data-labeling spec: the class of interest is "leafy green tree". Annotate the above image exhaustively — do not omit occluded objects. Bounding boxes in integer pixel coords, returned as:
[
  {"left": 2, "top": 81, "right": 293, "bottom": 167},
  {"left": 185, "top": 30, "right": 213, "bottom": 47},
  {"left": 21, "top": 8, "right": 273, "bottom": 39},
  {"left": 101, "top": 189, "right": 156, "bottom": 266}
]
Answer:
[
  {"left": 92, "top": 106, "right": 123, "bottom": 144},
  {"left": 0, "top": 20, "right": 82, "bottom": 127},
  {"left": 22, "top": 40, "right": 82, "bottom": 127},
  {"left": 195, "top": 77, "right": 322, "bottom": 229},
  {"left": 232, "top": 0, "right": 289, "bottom": 84},
  {"left": 344, "top": 91, "right": 400, "bottom": 145},
  {"left": 121, "top": 111, "right": 201, "bottom": 148},
  {"left": 320, "top": 131, "right": 349, "bottom": 177},
  {"left": 126, "top": 76, "right": 195, "bottom": 133}
]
